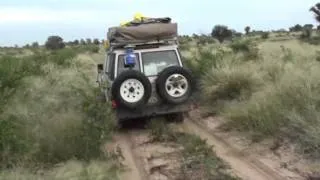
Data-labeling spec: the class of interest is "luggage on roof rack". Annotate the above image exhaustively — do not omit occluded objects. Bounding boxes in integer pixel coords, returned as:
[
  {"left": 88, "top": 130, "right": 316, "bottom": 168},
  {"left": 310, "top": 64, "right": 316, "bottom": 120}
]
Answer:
[
  {"left": 109, "top": 38, "right": 179, "bottom": 50},
  {"left": 107, "top": 22, "right": 178, "bottom": 45}
]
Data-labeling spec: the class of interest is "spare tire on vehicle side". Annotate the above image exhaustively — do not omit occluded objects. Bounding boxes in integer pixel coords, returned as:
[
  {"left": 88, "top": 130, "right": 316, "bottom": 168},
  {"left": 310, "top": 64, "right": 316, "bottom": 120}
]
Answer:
[
  {"left": 156, "top": 66, "right": 194, "bottom": 105},
  {"left": 111, "top": 70, "right": 151, "bottom": 109}
]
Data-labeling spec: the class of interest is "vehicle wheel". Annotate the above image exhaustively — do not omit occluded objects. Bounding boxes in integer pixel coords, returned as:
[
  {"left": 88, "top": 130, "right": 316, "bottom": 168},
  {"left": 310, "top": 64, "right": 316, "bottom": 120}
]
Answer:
[
  {"left": 111, "top": 70, "right": 151, "bottom": 109},
  {"left": 165, "top": 112, "right": 184, "bottom": 123},
  {"left": 156, "top": 66, "right": 194, "bottom": 104}
]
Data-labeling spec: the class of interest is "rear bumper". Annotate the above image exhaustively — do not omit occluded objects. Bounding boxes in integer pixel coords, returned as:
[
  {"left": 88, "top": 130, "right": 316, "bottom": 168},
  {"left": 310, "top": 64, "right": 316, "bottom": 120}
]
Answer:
[{"left": 115, "top": 100, "right": 193, "bottom": 121}]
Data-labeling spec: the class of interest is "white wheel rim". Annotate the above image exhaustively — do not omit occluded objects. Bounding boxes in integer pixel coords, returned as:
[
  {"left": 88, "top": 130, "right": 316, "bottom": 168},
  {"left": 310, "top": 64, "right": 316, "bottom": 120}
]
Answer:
[
  {"left": 165, "top": 74, "right": 188, "bottom": 98},
  {"left": 120, "top": 79, "right": 145, "bottom": 103}
]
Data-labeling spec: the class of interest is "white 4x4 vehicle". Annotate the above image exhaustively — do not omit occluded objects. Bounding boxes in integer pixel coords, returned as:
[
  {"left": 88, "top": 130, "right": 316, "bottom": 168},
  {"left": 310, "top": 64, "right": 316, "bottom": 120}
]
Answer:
[{"left": 97, "top": 20, "right": 194, "bottom": 125}]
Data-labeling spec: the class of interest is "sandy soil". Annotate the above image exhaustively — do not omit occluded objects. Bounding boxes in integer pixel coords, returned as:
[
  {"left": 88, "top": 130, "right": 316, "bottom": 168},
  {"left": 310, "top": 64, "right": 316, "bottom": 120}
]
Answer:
[
  {"left": 104, "top": 109, "right": 319, "bottom": 180},
  {"left": 188, "top": 109, "right": 316, "bottom": 180}
]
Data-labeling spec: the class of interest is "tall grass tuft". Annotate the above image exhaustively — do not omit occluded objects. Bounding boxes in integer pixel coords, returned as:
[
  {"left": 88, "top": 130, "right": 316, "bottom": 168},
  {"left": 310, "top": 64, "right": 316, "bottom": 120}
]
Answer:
[
  {"left": 0, "top": 49, "right": 115, "bottom": 169},
  {"left": 201, "top": 40, "right": 320, "bottom": 158}
]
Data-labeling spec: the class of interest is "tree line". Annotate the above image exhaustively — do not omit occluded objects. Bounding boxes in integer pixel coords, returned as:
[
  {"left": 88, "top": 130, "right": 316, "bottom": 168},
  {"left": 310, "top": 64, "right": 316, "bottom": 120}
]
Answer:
[{"left": 12, "top": 2, "right": 320, "bottom": 49}]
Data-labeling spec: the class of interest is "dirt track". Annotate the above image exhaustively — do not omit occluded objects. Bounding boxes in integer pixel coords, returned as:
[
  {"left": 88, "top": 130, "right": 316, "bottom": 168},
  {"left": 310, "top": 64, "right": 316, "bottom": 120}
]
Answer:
[
  {"left": 181, "top": 119, "right": 291, "bottom": 180},
  {"left": 112, "top": 115, "right": 304, "bottom": 180}
]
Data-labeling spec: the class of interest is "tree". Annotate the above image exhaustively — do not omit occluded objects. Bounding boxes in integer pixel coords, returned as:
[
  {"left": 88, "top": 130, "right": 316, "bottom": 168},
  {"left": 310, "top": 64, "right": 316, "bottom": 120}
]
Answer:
[
  {"left": 45, "top": 36, "right": 65, "bottom": 50},
  {"left": 261, "top": 32, "right": 269, "bottom": 39},
  {"left": 73, "top": 40, "right": 79, "bottom": 45},
  {"left": 289, "top": 24, "right": 303, "bottom": 32},
  {"left": 93, "top": 38, "right": 100, "bottom": 45},
  {"left": 317, "top": 25, "right": 320, "bottom": 31},
  {"left": 86, "top": 38, "right": 92, "bottom": 44},
  {"left": 300, "top": 28, "right": 312, "bottom": 39},
  {"left": 80, "top": 39, "right": 86, "bottom": 45},
  {"left": 245, "top": 26, "right": 251, "bottom": 35},
  {"left": 211, "top": 25, "right": 233, "bottom": 43},
  {"left": 31, "top": 42, "right": 39, "bottom": 48},
  {"left": 304, "top": 24, "right": 314, "bottom": 29},
  {"left": 310, "top": 3, "right": 320, "bottom": 23}
]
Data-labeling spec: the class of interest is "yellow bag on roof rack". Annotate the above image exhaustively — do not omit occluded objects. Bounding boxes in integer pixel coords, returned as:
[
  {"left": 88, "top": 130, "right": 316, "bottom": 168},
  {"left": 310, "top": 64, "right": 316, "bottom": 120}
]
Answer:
[
  {"left": 134, "top": 12, "right": 146, "bottom": 21},
  {"left": 120, "top": 21, "right": 130, "bottom": 27},
  {"left": 120, "top": 13, "right": 148, "bottom": 26}
]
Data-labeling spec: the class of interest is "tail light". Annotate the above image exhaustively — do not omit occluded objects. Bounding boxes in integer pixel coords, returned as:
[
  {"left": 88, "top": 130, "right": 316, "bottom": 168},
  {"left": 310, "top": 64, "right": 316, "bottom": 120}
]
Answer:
[{"left": 111, "top": 100, "right": 118, "bottom": 109}]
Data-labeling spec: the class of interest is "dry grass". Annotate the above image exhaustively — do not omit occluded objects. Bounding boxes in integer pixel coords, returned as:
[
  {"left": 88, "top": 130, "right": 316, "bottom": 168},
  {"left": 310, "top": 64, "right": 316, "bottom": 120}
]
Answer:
[
  {"left": 194, "top": 36, "right": 320, "bottom": 158},
  {"left": 0, "top": 160, "right": 121, "bottom": 180},
  {"left": 0, "top": 48, "right": 118, "bottom": 177}
]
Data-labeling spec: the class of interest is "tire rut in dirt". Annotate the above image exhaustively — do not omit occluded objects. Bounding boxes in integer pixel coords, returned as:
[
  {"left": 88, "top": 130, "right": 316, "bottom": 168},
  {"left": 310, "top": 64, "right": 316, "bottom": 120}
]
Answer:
[
  {"left": 180, "top": 118, "right": 287, "bottom": 180},
  {"left": 115, "top": 132, "right": 150, "bottom": 180}
]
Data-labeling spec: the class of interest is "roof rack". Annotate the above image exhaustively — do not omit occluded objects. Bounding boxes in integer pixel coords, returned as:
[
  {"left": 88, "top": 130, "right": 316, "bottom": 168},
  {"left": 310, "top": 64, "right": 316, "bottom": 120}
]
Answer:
[{"left": 109, "top": 37, "right": 179, "bottom": 51}]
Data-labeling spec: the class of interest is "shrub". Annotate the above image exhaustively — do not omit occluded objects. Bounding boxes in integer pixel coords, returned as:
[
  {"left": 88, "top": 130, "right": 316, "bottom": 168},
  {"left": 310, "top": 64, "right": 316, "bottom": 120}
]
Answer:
[
  {"left": 201, "top": 62, "right": 262, "bottom": 103},
  {"left": 229, "top": 39, "right": 251, "bottom": 52},
  {"left": 223, "top": 60, "right": 320, "bottom": 158},
  {"left": 80, "top": 39, "right": 86, "bottom": 45},
  {"left": 183, "top": 46, "right": 225, "bottom": 78},
  {"left": 45, "top": 36, "right": 65, "bottom": 50},
  {"left": 0, "top": 160, "right": 122, "bottom": 179},
  {"left": 316, "top": 51, "right": 320, "bottom": 61},
  {"left": 88, "top": 45, "right": 100, "bottom": 53},
  {"left": 211, "top": 25, "right": 233, "bottom": 43},
  {"left": 86, "top": 38, "right": 92, "bottom": 45},
  {"left": 306, "top": 36, "right": 320, "bottom": 45},
  {"left": 280, "top": 45, "right": 294, "bottom": 62},
  {"left": 31, "top": 42, "right": 39, "bottom": 48},
  {"left": 47, "top": 48, "right": 77, "bottom": 66},
  {"left": 73, "top": 40, "right": 80, "bottom": 45},
  {"left": 0, "top": 50, "right": 115, "bottom": 168},
  {"left": 93, "top": 39, "right": 100, "bottom": 45},
  {"left": 245, "top": 26, "right": 251, "bottom": 35},
  {"left": 300, "top": 28, "right": 312, "bottom": 39},
  {"left": 30, "top": 87, "right": 115, "bottom": 164},
  {"left": 229, "top": 39, "right": 259, "bottom": 60},
  {"left": 261, "top": 32, "right": 269, "bottom": 39},
  {"left": 289, "top": 24, "right": 303, "bottom": 32}
]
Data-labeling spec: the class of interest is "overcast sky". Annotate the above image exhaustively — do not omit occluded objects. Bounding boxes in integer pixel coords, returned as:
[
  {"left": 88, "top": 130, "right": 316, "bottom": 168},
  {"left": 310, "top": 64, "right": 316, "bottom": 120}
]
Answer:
[{"left": 0, "top": 0, "right": 319, "bottom": 46}]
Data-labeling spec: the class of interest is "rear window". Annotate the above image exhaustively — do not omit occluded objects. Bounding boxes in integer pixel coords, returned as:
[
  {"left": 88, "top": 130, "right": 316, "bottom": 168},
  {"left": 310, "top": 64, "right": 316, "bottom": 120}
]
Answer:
[
  {"left": 142, "top": 50, "right": 179, "bottom": 76},
  {"left": 117, "top": 53, "right": 140, "bottom": 75}
]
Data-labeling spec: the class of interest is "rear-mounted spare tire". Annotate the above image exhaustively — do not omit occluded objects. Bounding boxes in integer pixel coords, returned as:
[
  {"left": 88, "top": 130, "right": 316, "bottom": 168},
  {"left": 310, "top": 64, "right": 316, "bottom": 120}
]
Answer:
[
  {"left": 156, "top": 66, "right": 194, "bottom": 104},
  {"left": 111, "top": 70, "right": 151, "bottom": 109}
]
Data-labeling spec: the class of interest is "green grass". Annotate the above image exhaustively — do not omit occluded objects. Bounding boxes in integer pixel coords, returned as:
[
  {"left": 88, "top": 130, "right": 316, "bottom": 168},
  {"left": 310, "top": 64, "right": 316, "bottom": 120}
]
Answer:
[
  {"left": 0, "top": 160, "right": 122, "bottom": 180},
  {"left": 194, "top": 35, "right": 320, "bottom": 158},
  {"left": 0, "top": 47, "right": 117, "bottom": 177}
]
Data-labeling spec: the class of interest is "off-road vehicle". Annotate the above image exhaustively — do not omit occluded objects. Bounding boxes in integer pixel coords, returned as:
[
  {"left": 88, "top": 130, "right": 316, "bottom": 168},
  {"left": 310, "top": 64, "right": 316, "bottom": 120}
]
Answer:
[{"left": 96, "top": 17, "right": 194, "bottom": 125}]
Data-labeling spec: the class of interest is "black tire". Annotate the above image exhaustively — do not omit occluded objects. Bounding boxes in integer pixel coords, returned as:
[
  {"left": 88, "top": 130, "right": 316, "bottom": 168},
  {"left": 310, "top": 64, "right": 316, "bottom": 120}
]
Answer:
[
  {"left": 111, "top": 70, "right": 151, "bottom": 109},
  {"left": 156, "top": 66, "right": 194, "bottom": 104}
]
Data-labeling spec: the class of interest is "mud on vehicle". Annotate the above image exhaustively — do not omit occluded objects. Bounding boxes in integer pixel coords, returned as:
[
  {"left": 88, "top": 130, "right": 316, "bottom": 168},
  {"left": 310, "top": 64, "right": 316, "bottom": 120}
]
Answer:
[{"left": 97, "top": 16, "right": 195, "bottom": 125}]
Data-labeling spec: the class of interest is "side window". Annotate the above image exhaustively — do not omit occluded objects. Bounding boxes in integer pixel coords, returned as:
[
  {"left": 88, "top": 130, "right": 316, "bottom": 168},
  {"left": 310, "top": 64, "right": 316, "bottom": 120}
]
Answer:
[
  {"left": 117, "top": 53, "right": 140, "bottom": 75},
  {"left": 107, "top": 53, "right": 115, "bottom": 80}
]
